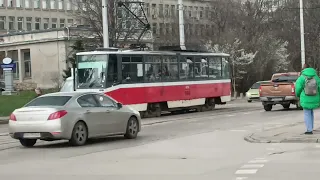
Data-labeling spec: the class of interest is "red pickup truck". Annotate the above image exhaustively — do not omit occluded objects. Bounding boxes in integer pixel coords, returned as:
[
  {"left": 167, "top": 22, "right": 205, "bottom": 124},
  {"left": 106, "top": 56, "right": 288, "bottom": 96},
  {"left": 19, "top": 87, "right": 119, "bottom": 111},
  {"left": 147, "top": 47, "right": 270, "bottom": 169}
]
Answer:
[{"left": 259, "top": 72, "right": 302, "bottom": 111}]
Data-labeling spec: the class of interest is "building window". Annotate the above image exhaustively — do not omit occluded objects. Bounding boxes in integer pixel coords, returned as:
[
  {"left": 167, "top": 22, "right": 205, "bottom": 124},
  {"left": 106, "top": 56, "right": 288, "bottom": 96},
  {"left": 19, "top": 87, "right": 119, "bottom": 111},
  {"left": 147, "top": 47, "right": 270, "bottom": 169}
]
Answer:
[
  {"left": 152, "top": 23, "right": 157, "bottom": 35},
  {"left": 76, "top": 19, "right": 81, "bottom": 25},
  {"left": 17, "top": 17, "right": 23, "bottom": 30},
  {"left": 0, "top": 16, "right": 5, "bottom": 30},
  {"left": 26, "top": 17, "right": 32, "bottom": 30},
  {"left": 33, "top": 0, "right": 40, "bottom": 8},
  {"left": 67, "top": 19, "right": 73, "bottom": 26},
  {"left": 50, "top": 0, "right": 56, "bottom": 9},
  {"left": 58, "top": 0, "right": 63, "bottom": 10},
  {"left": 151, "top": 4, "right": 156, "bottom": 19},
  {"left": 158, "top": 4, "right": 163, "bottom": 18},
  {"left": 42, "top": 0, "right": 49, "bottom": 9},
  {"left": 52, "top": 18, "right": 57, "bottom": 28},
  {"left": 25, "top": 0, "right": 30, "bottom": 8},
  {"left": 16, "top": 0, "right": 22, "bottom": 7},
  {"left": 35, "top": 17, "right": 40, "bottom": 30},
  {"left": 200, "top": 7, "right": 203, "bottom": 19},
  {"left": 164, "top": 4, "right": 169, "bottom": 18},
  {"left": 66, "top": 0, "right": 71, "bottom": 10},
  {"left": 144, "top": 3, "right": 149, "bottom": 16},
  {"left": 13, "top": 60, "right": 19, "bottom": 80},
  {"left": 59, "top": 18, "right": 65, "bottom": 27},
  {"left": 171, "top": 5, "right": 175, "bottom": 17},
  {"left": 0, "top": 0, "right": 4, "bottom": 7},
  {"left": 7, "top": 0, "right": 13, "bottom": 7},
  {"left": 9, "top": 16, "right": 15, "bottom": 30},
  {"left": 73, "top": 0, "right": 78, "bottom": 10},
  {"left": 43, "top": 18, "right": 49, "bottom": 29},
  {"left": 24, "top": 51, "right": 31, "bottom": 78}
]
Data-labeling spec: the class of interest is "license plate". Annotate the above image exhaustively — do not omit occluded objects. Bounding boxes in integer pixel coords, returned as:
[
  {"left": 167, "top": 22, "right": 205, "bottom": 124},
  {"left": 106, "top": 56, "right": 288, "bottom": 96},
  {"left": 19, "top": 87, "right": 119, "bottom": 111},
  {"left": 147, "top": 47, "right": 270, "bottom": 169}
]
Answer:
[
  {"left": 273, "top": 98, "right": 282, "bottom": 101},
  {"left": 23, "top": 133, "right": 40, "bottom": 138}
]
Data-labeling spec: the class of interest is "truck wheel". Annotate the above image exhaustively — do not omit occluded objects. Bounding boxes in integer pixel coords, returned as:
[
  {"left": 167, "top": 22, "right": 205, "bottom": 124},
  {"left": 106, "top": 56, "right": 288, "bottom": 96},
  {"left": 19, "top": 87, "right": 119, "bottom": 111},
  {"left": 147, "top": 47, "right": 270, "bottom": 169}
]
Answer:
[
  {"left": 282, "top": 104, "right": 290, "bottom": 109},
  {"left": 264, "top": 105, "right": 272, "bottom": 111}
]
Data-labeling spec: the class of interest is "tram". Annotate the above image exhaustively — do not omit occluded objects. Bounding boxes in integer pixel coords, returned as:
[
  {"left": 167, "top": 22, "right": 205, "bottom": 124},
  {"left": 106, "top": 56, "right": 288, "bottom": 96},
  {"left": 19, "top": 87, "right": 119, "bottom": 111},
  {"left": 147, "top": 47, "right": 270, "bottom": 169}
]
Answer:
[{"left": 72, "top": 48, "right": 231, "bottom": 118}]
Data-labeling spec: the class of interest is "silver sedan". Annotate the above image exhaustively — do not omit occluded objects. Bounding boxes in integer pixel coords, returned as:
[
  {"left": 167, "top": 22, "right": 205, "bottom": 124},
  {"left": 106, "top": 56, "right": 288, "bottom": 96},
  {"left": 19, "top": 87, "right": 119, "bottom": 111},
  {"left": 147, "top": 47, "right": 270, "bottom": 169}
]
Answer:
[{"left": 8, "top": 92, "right": 141, "bottom": 147}]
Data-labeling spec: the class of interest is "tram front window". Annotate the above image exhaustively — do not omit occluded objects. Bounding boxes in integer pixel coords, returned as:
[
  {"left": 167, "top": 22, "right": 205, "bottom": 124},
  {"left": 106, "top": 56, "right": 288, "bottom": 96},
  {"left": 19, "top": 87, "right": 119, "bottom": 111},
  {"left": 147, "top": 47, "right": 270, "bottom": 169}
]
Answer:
[{"left": 77, "top": 54, "right": 108, "bottom": 89}]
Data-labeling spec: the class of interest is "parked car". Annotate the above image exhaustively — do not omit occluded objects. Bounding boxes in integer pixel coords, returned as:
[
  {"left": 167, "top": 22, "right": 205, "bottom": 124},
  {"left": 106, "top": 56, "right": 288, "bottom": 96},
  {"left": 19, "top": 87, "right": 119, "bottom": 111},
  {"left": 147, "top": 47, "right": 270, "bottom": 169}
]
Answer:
[
  {"left": 8, "top": 91, "right": 141, "bottom": 147},
  {"left": 259, "top": 72, "right": 301, "bottom": 111},
  {"left": 246, "top": 81, "right": 270, "bottom": 102}
]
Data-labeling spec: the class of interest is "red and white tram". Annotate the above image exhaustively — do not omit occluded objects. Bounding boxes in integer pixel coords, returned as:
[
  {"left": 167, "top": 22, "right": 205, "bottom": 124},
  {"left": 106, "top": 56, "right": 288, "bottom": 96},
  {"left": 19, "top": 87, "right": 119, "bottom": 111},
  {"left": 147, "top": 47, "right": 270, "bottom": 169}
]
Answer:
[{"left": 73, "top": 48, "right": 231, "bottom": 118}]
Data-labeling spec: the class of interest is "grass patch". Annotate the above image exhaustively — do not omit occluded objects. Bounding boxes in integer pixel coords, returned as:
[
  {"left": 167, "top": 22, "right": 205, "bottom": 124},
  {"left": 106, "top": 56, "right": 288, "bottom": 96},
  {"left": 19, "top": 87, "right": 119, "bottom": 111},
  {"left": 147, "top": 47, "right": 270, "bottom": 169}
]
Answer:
[{"left": 0, "top": 89, "right": 58, "bottom": 117}]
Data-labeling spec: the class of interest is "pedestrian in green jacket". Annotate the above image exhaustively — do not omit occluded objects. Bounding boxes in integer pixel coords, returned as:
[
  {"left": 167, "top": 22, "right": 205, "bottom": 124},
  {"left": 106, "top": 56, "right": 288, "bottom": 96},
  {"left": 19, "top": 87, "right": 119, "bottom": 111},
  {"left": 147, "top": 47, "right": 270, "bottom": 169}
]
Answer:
[{"left": 295, "top": 64, "right": 320, "bottom": 134}]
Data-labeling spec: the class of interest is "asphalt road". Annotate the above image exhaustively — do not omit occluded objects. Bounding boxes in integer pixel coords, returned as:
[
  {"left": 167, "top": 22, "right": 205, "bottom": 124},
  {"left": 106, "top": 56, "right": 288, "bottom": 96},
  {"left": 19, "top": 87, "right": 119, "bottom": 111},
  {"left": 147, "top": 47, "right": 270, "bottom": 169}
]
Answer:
[{"left": 0, "top": 101, "right": 318, "bottom": 180}]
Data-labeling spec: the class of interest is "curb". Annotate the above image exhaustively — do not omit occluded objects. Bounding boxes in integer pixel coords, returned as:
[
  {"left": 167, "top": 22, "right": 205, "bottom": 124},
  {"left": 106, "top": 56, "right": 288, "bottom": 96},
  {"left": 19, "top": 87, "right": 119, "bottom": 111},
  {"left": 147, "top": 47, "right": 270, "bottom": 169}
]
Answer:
[{"left": 0, "top": 119, "right": 8, "bottom": 124}]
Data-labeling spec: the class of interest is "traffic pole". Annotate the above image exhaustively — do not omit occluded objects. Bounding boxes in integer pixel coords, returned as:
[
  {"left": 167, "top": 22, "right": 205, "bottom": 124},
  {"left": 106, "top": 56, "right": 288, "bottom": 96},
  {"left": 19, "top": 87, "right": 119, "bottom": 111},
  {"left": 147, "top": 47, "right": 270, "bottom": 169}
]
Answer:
[
  {"left": 299, "top": 0, "right": 305, "bottom": 67},
  {"left": 102, "top": 0, "right": 109, "bottom": 48}
]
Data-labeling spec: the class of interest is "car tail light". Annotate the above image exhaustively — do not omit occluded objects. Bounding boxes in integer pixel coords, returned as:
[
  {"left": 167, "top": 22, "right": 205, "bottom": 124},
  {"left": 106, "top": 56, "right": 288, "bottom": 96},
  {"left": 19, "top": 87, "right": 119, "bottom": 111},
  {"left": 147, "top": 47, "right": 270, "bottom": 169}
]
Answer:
[
  {"left": 291, "top": 84, "right": 295, "bottom": 96},
  {"left": 259, "top": 85, "right": 262, "bottom": 95},
  {"left": 48, "top": 110, "right": 67, "bottom": 120},
  {"left": 9, "top": 113, "right": 16, "bottom": 121}
]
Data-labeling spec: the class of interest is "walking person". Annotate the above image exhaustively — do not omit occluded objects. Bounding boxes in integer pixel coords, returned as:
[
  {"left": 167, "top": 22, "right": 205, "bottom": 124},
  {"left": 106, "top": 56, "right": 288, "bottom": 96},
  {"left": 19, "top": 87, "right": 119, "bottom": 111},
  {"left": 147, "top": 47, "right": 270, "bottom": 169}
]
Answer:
[{"left": 295, "top": 64, "right": 320, "bottom": 134}]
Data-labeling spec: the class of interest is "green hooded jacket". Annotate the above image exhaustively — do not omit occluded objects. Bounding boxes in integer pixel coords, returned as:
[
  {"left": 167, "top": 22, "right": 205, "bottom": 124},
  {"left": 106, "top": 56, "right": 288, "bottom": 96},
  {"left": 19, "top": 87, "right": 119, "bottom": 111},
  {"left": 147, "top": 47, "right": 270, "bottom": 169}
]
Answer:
[{"left": 295, "top": 68, "right": 320, "bottom": 109}]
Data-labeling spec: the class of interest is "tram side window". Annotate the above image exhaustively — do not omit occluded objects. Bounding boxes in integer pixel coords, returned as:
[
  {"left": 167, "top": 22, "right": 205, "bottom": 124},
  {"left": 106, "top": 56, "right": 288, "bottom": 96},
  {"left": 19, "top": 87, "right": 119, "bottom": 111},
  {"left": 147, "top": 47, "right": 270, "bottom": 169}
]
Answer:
[
  {"left": 208, "top": 56, "right": 222, "bottom": 79},
  {"left": 122, "top": 56, "right": 143, "bottom": 84},
  {"left": 194, "top": 56, "right": 209, "bottom": 79},
  {"left": 222, "top": 57, "right": 230, "bottom": 79},
  {"left": 179, "top": 56, "right": 194, "bottom": 80},
  {"left": 162, "top": 56, "right": 178, "bottom": 81},
  {"left": 107, "top": 54, "right": 118, "bottom": 86},
  {"left": 145, "top": 55, "right": 161, "bottom": 82}
]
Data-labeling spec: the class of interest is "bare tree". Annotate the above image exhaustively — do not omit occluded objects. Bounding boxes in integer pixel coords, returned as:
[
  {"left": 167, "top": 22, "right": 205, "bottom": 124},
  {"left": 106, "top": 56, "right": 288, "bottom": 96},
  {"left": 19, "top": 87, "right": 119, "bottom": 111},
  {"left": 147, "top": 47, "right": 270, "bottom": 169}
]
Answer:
[{"left": 71, "top": 0, "right": 151, "bottom": 47}]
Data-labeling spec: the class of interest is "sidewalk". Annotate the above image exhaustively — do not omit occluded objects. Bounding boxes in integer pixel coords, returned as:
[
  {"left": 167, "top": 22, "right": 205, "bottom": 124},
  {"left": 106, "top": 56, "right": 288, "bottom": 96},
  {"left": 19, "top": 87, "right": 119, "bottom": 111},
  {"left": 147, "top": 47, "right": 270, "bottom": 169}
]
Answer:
[{"left": 245, "top": 122, "right": 320, "bottom": 143}]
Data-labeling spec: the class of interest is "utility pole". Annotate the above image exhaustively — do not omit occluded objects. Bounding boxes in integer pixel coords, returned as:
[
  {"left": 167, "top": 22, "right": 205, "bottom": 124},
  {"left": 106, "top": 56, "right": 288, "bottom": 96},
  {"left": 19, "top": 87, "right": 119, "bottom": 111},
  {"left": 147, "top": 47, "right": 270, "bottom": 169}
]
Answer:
[
  {"left": 178, "top": 0, "right": 186, "bottom": 50},
  {"left": 299, "top": 0, "right": 305, "bottom": 67},
  {"left": 102, "top": 0, "right": 109, "bottom": 48}
]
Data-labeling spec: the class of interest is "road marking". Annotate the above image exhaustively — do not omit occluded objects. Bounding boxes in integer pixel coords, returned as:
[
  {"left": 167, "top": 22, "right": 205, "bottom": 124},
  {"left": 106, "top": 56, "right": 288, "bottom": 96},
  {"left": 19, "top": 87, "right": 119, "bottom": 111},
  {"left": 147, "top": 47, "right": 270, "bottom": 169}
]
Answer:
[
  {"left": 230, "top": 130, "right": 247, "bottom": 132},
  {"left": 248, "top": 159, "right": 269, "bottom": 163},
  {"left": 227, "top": 114, "right": 235, "bottom": 117},
  {"left": 254, "top": 157, "right": 266, "bottom": 160},
  {"left": 241, "top": 164, "right": 264, "bottom": 168},
  {"left": 235, "top": 169, "right": 258, "bottom": 174},
  {"left": 0, "top": 133, "right": 8, "bottom": 136},
  {"left": 243, "top": 112, "right": 251, "bottom": 115},
  {"left": 236, "top": 177, "right": 248, "bottom": 180}
]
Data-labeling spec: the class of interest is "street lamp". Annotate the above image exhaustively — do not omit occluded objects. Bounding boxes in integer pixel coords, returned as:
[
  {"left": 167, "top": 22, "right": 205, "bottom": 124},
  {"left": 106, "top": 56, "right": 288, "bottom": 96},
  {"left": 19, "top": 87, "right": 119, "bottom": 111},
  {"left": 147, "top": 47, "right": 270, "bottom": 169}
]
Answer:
[
  {"left": 102, "top": 0, "right": 109, "bottom": 48},
  {"left": 178, "top": 0, "right": 186, "bottom": 50},
  {"left": 299, "top": 0, "right": 305, "bottom": 67}
]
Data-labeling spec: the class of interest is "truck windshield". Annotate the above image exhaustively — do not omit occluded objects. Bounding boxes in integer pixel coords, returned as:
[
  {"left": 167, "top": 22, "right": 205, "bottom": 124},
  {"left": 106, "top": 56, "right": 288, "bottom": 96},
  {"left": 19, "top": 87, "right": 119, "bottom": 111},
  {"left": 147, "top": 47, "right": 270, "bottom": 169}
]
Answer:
[
  {"left": 272, "top": 75, "right": 299, "bottom": 82},
  {"left": 77, "top": 54, "right": 108, "bottom": 89}
]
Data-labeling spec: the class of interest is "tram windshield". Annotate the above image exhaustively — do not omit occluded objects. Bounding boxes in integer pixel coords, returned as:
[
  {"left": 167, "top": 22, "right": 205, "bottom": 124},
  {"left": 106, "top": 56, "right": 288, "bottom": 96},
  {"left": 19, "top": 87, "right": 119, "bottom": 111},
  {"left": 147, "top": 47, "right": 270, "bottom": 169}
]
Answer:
[{"left": 76, "top": 52, "right": 230, "bottom": 89}]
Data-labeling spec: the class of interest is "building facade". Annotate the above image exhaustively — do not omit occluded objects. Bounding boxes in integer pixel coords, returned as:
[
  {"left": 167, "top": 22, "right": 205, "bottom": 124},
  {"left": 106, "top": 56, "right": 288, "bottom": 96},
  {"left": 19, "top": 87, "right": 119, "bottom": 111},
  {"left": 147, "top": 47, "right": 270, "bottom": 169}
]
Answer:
[
  {"left": 0, "top": 27, "right": 94, "bottom": 89},
  {"left": 0, "top": 0, "right": 82, "bottom": 34}
]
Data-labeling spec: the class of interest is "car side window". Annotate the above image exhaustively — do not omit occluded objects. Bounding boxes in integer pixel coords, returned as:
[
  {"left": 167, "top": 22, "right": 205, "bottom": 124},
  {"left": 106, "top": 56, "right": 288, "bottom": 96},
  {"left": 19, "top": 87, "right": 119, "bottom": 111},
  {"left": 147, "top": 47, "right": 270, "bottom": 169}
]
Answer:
[
  {"left": 94, "top": 95, "right": 116, "bottom": 108},
  {"left": 77, "top": 94, "right": 100, "bottom": 107}
]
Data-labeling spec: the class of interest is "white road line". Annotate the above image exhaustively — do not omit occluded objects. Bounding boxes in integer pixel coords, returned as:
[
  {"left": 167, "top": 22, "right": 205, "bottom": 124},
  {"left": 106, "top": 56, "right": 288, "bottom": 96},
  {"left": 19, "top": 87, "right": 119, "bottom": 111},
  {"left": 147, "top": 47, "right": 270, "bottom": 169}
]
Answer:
[
  {"left": 249, "top": 159, "right": 269, "bottom": 163},
  {"left": 236, "top": 177, "right": 248, "bottom": 180},
  {"left": 243, "top": 112, "right": 251, "bottom": 115},
  {"left": 316, "top": 145, "right": 320, "bottom": 148},
  {"left": 235, "top": 169, "right": 258, "bottom": 174},
  {"left": 227, "top": 114, "right": 235, "bottom": 117},
  {"left": 254, "top": 157, "right": 266, "bottom": 160},
  {"left": 230, "top": 130, "right": 247, "bottom": 132},
  {"left": 241, "top": 164, "right": 265, "bottom": 168}
]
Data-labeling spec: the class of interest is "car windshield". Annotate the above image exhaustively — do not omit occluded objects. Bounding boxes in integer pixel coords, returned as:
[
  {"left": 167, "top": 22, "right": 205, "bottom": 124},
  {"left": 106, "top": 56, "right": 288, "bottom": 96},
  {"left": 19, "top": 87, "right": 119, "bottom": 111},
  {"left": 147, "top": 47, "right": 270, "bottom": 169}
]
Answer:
[
  {"left": 25, "top": 96, "right": 72, "bottom": 107},
  {"left": 272, "top": 75, "right": 298, "bottom": 82},
  {"left": 251, "top": 83, "right": 260, "bottom": 89}
]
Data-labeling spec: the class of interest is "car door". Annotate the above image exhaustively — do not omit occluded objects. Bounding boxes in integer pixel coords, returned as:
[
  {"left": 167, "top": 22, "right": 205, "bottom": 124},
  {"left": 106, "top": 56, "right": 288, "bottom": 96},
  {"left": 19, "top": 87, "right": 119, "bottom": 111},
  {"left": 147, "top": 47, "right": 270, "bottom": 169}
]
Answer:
[
  {"left": 93, "top": 94, "right": 126, "bottom": 134},
  {"left": 77, "top": 94, "right": 106, "bottom": 137}
]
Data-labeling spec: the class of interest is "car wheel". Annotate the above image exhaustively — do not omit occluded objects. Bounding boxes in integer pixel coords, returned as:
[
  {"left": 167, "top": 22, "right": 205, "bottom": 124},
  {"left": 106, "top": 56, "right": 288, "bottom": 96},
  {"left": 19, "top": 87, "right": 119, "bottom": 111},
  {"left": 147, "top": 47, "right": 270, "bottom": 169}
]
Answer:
[
  {"left": 69, "top": 121, "right": 88, "bottom": 146},
  {"left": 124, "top": 117, "right": 139, "bottom": 139},
  {"left": 19, "top": 139, "right": 37, "bottom": 147},
  {"left": 282, "top": 104, "right": 290, "bottom": 109},
  {"left": 247, "top": 100, "right": 252, "bottom": 103},
  {"left": 264, "top": 104, "right": 272, "bottom": 111}
]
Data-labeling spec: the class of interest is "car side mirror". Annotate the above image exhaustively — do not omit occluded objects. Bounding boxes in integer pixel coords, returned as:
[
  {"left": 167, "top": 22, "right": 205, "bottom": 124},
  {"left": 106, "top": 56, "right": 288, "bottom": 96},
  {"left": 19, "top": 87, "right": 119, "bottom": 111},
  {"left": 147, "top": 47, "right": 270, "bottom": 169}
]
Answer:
[{"left": 117, "top": 102, "right": 123, "bottom": 109}]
